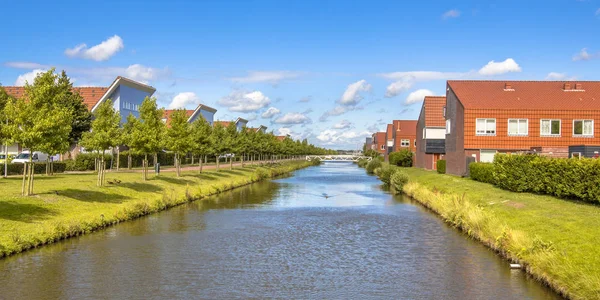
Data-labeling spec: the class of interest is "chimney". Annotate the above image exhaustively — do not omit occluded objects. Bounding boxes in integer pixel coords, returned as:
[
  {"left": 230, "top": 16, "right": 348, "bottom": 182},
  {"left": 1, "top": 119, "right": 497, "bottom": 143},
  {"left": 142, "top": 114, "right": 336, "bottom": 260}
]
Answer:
[
  {"left": 575, "top": 83, "right": 583, "bottom": 90},
  {"left": 563, "top": 83, "right": 572, "bottom": 90},
  {"left": 504, "top": 83, "right": 512, "bottom": 90}
]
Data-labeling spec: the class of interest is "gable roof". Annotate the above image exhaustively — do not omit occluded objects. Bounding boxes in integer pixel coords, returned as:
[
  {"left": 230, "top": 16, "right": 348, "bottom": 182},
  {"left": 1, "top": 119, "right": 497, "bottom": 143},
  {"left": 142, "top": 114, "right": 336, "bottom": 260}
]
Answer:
[
  {"left": 448, "top": 80, "right": 600, "bottom": 110},
  {"left": 91, "top": 76, "right": 156, "bottom": 112},
  {"left": 188, "top": 103, "right": 217, "bottom": 123},
  {"left": 422, "top": 96, "right": 446, "bottom": 127},
  {"left": 2, "top": 86, "right": 109, "bottom": 110},
  {"left": 392, "top": 120, "right": 417, "bottom": 136},
  {"left": 213, "top": 121, "right": 231, "bottom": 128}
]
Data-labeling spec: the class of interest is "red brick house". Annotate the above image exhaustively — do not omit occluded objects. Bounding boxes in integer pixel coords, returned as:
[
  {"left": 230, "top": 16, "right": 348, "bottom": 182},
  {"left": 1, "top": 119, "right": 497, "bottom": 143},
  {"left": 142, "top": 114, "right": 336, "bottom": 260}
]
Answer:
[
  {"left": 371, "top": 132, "right": 387, "bottom": 156},
  {"left": 445, "top": 80, "right": 600, "bottom": 176},
  {"left": 392, "top": 120, "right": 417, "bottom": 153},
  {"left": 415, "top": 96, "right": 446, "bottom": 170}
]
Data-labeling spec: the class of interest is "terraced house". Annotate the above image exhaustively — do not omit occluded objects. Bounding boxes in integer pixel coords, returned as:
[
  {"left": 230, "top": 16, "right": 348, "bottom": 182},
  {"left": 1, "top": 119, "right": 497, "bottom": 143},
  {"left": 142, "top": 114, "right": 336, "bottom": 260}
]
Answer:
[
  {"left": 371, "top": 132, "right": 387, "bottom": 156},
  {"left": 444, "top": 80, "right": 600, "bottom": 176},
  {"left": 415, "top": 96, "right": 446, "bottom": 170},
  {"left": 162, "top": 104, "right": 218, "bottom": 126}
]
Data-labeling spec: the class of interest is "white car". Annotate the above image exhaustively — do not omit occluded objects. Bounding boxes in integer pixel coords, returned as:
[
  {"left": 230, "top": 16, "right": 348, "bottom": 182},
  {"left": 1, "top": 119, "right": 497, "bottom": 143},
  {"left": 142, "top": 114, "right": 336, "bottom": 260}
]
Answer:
[{"left": 11, "top": 151, "right": 50, "bottom": 163}]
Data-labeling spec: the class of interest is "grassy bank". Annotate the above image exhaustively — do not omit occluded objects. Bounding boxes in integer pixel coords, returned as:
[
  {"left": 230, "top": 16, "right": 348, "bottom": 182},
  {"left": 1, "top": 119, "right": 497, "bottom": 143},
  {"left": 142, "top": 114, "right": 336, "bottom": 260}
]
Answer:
[
  {"left": 373, "top": 166, "right": 599, "bottom": 300},
  {"left": 0, "top": 160, "right": 314, "bottom": 258}
]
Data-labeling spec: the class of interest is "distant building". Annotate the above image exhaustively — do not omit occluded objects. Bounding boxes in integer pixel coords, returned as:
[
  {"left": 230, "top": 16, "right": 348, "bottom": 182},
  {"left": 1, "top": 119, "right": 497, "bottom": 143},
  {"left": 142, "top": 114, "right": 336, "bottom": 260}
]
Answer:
[
  {"left": 364, "top": 137, "right": 373, "bottom": 151},
  {"left": 383, "top": 120, "right": 417, "bottom": 160},
  {"left": 247, "top": 125, "right": 268, "bottom": 133},
  {"left": 214, "top": 117, "right": 248, "bottom": 132},
  {"left": 371, "top": 132, "right": 387, "bottom": 156},
  {"left": 445, "top": 80, "right": 600, "bottom": 176},
  {"left": 162, "top": 104, "right": 217, "bottom": 127},
  {"left": 415, "top": 96, "right": 446, "bottom": 170}
]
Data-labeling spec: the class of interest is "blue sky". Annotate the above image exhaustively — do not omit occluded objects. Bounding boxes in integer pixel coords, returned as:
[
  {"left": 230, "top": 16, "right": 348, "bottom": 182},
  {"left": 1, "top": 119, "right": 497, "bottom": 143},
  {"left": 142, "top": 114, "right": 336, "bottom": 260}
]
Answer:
[{"left": 2, "top": 0, "right": 600, "bottom": 149}]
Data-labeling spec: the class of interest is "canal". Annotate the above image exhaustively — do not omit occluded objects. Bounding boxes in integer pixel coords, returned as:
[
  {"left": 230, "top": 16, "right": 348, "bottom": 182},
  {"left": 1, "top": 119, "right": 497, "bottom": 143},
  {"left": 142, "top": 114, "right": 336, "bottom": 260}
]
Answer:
[{"left": 0, "top": 163, "right": 559, "bottom": 299}]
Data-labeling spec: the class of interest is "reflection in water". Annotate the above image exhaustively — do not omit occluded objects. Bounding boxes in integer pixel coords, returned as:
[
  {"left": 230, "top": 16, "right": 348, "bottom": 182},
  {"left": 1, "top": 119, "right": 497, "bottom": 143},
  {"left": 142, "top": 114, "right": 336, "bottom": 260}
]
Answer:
[{"left": 0, "top": 162, "right": 559, "bottom": 299}]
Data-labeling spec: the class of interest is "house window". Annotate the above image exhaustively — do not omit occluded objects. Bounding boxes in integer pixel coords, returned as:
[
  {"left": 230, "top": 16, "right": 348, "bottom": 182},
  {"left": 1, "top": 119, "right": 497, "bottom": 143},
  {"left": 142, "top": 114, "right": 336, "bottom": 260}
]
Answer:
[
  {"left": 476, "top": 118, "right": 496, "bottom": 135},
  {"left": 573, "top": 120, "right": 593, "bottom": 136},
  {"left": 540, "top": 119, "right": 561, "bottom": 136},
  {"left": 508, "top": 119, "right": 528, "bottom": 136},
  {"left": 401, "top": 139, "right": 410, "bottom": 147},
  {"left": 414, "top": 140, "right": 416, "bottom": 147},
  {"left": 446, "top": 119, "right": 451, "bottom": 134},
  {"left": 380, "top": 145, "right": 385, "bottom": 150}
]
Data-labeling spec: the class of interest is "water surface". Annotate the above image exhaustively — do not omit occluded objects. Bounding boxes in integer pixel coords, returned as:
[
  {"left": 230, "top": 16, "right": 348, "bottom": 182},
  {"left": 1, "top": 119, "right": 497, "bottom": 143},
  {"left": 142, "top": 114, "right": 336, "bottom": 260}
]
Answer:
[{"left": 0, "top": 162, "right": 559, "bottom": 299}]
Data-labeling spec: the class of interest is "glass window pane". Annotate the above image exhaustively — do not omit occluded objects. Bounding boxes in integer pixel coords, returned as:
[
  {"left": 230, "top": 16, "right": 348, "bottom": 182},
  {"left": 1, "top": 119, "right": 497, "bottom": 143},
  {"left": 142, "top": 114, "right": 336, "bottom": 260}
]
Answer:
[
  {"left": 518, "top": 120, "right": 527, "bottom": 134},
  {"left": 541, "top": 120, "right": 549, "bottom": 135},
  {"left": 551, "top": 120, "right": 560, "bottom": 134},
  {"left": 508, "top": 120, "right": 518, "bottom": 134},
  {"left": 574, "top": 121, "right": 583, "bottom": 135},
  {"left": 584, "top": 120, "right": 593, "bottom": 135},
  {"left": 487, "top": 119, "right": 496, "bottom": 134}
]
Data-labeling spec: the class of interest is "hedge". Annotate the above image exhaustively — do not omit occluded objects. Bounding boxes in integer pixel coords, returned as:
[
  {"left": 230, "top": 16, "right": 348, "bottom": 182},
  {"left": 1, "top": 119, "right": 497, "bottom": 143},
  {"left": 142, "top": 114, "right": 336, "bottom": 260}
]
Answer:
[
  {"left": 469, "top": 162, "right": 496, "bottom": 184},
  {"left": 493, "top": 154, "right": 600, "bottom": 203},
  {"left": 436, "top": 160, "right": 446, "bottom": 174},
  {"left": 65, "top": 153, "right": 113, "bottom": 171},
  {"left": 3, "top": 162, "right": 66, "bottom": 176},
  {"left": 389, "top": 150, "right": 413, "bottom": 167}
]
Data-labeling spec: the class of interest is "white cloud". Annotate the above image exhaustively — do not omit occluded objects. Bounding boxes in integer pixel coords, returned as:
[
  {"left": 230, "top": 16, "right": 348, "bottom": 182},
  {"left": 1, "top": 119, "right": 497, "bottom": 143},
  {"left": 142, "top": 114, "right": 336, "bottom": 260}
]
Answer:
[
  {"left": 229, "top": 71, "right": 302, "bottom": 85},
  {"left": 545, "top": 72, "right": 577, "bottom": 81},
  {"left": 5, "top": 62, "right": 48, "bottom": 69},
  {"left": 316, "top": 129, "right": 371, "bottom": 145},
  {"left": 385, "top": 80, "right": 413, "bottom": 98},
  {"left": 123, "top": 64, "right": 163, "bottom": 83},
  {"left": 218, "top": 90, "right": 271, "bottom": 112},
  {"left": 406, "top": 89, "right": 435, "bottom": 105},
  {"left": 442, "top": 9, "right": 461, "bottom": 19},
  {"left": 338, "top": 79, "right": 372, "bottom": 105},
  {"left": 278, "top": 127, "right": 292, "bottom": 136},
  {"left": 333, "top": 120, "right": 353, "bottom": 129},
  {"left": 274, "top": 112, "right": 311, "bottom": 125},
  {"left": 246, "top": 113, "right": 258, "bottom": 121},
  {"left": 379, "top": 71, "right": 465, "bottom": 82},
  {"left": 65, "top": 35, "right": 124, "bottom": 61},
  {"left": 14, "top": 69, "right": 46, "bottom": 86},
  {"left": 573, "top": 48, "right": 594, "bottom": 61},
  {"left": 168, "top": 92, "right": 201, "bottom": 109},
  {"left": 319, "top": 105, "right": 352, "bottom": 122},
  {"left": 261, "top": 107, "right": 281, "bottom": 118},
  {"left": 478, "top": 58, "right": 522, "bottom": 75},
  {"left": 299, "top": 96, "right": 312, "bottom": 102}
]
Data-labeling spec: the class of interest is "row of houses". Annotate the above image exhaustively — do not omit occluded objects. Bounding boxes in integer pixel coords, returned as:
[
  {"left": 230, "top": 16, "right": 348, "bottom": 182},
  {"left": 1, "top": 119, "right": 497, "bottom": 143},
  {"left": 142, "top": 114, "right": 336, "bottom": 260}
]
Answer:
[
  {"left": 366, "top": 80, "right": 600, "bottom": 176},
  {"left": 1, "top": 76, "right": 281, "bottom": 159}
]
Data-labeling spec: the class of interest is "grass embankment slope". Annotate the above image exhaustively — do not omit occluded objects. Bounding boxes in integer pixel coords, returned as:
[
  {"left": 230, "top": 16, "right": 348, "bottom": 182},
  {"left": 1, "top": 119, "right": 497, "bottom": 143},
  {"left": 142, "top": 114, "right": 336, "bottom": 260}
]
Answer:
[
  {"left": 399, "top": 168, "right": 600, "bottom": 300},
  {"left": 0, "top": 160, "right": 312, "bottom": 258}
]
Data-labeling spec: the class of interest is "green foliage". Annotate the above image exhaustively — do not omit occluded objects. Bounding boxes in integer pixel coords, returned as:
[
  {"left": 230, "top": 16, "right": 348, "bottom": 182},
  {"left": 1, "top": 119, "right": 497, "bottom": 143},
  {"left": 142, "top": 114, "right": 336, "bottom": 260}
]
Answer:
[
  {"left": 469, "top": 162, "right": 496, "bottom": 184},
  {"left": 4, "top": 162, "right": 66, "bottom": 175},
  {"left": 310, "top": 157, "right": 322, "bottom": 166},
  {"left": 389, "top": 149, "right": 413, "bottom": 167},
  {"left": 165, "top": 109, "right": 193, "bottom": 155},
  {"left": 357, "top": 158, "right": 369, "bottom": 168},
  {"left": 64, "top": 153, "right": 113, "bottom": 171},
  {"left": 80, "top": 99, "right": 121, "bottom": 153},
  {"left": 363, "top": 149, "right": 380, "bottom": 158},
  {"left": 377, "top": 164, "right": 397, "bottom": 185},
  {"left": 390, "top": 171, "right": 409, "bottom": 193},
  {"left": 366, "top": 159, "right": 382, "bottom": 174},
  {"left": 436, "top": 160, "right": 446, "bottom": 174},
  {"left": 493, "top": 154, "right": 600, "bottom": 203}
]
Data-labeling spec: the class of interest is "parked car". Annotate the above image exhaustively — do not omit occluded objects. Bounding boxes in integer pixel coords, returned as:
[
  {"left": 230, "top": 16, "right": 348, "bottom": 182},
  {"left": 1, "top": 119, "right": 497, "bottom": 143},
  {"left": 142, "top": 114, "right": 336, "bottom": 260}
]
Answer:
[
  {"left": 11, "top": 151, "right": 50, "bottom": 163},
  {"left": 0, "top": 154, "right": 13, "bottom": 164}
]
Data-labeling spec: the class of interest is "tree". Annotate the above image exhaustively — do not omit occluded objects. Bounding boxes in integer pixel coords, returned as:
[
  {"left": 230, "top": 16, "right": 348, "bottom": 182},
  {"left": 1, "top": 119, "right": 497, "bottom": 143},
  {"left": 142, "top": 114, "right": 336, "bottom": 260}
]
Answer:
[
  {"left": 0, "top": 87, "right": 14, "bottom": 178},
  {"left": 210, "top": 123, "right": 227, "bottom": 171},
  {"left": 129, "top": 97, "right": 165, "bottom": 180},
  {"left": 389, "top": 150, "right": 413, "bottom": 167},
  {"left": 224, "top": 123, "right": 238, "bottom": 170},
  {"left": 235, "top": 127, "right": 250, "bottom": 167},
  {"left": 165, "top": 109, "right": 193, "bottom": 177},
  {"left": 4, "top": 70, "right": 73, "bottom": 195},
  {"left": 80, "top": 99, "right": 121, "bottom": 186},
  {"left": 190, "top": 115, "right": 212, "bottom": 173},
  {"left": 55, "top": 71, "right": 92, "bottom": 145},
  {"left": 121, "top": 114, "right": 139, "bottom": 170}
]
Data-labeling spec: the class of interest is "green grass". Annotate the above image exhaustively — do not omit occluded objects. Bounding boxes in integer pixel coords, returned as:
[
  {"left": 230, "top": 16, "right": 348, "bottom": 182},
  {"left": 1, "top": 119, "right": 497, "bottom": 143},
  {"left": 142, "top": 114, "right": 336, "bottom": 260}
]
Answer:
[
  {"left": 396, "top": 167, "right": 600, "bottom": 300},
  {"left": 0, "top": 160, "right": 313, "bottom": 258}
]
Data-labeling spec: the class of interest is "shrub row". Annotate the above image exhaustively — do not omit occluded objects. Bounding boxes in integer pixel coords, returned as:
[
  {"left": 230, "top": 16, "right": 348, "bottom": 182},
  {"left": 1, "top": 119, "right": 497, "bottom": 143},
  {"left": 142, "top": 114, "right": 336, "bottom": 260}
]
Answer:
[
  {"left": 389, "top": 150, "right": 413, "bottom": 167},
  {"left": 436, "top": 160, "right": 446, "bottom": 174},
  {"left": 469, "top": 162, "right": 495, "bottom": 184},
  {"left": 469, "top": 154, "right": 600, "bottom": 203},
  {"left": 3, "top": 162, "right": 66, "bottom": 175},
  {"left": 366, "top": 159, "right": 382, "bottom": 174}
]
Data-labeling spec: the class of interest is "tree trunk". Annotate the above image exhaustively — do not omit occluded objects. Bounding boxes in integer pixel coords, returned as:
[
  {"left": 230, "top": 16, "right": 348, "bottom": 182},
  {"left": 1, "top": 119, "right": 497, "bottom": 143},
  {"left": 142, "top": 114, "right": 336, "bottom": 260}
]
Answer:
[
  {"left": 116, "top": 147, "right": 120, "bottom": 171},
  {"left": 128, "top": 153, "right": 132, "bottom": 170},
  {"left": 143, "top": 154, "right": 148, "bottom": 181},
  {"left": 216, "top": 155, "right": 220, "bottom": 171},
  {"left": 191, "top": 155, "right": 194, "bottom": 166},
  {"left": 29, "top": 158, "right": 34, "bottom": 195},
  {"left": 21, "top": 162, "right": 27, "bottom": 196}
]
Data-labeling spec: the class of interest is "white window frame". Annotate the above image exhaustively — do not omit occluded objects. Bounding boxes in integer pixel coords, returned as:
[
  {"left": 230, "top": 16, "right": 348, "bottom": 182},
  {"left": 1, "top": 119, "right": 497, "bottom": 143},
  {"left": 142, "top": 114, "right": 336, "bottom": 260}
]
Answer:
[
  {"left": 380, "top": 145, "right": 385, "bottom": 150},
  {"left": 446, "top": 119, "right": 451, "bottom": 134},
  {"left": 573, "top": 119, "right": 594, "bottom": 137},
  {"left": 540, "top": 119, "right": 561, "bottom": 136},
  {"left": 400, "top": 139, "right": 410, "bottom": 147},
  {"left": 476, "top": 118, "right": 496, "bottom": 136},
  {"left": 507, "top": 119, "right": 528, "bottom": 136}
]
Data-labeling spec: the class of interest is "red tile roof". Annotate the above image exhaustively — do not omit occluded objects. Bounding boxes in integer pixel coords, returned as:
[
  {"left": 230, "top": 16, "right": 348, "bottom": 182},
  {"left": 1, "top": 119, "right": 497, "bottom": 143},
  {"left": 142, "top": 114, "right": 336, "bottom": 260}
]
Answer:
[
  {"left": 2, "top": 86, "right": 108, "bottom": 110},
  {"left": 213, "top": 121, "right": 232, "bottom": 128},
  {"left": 423, "top": 96, "right": 446, "bottom": 127},
  {"left": 275, "top": 135, "right": 287, "bottom": 141},
  {"left": 163, "top": 109, "right": 194, "bottom": 126},
  {"left": 392, "top": 120, "right": 417, "bottom": 136},
  {"left": 448, "top": 80, "right": 600, "bottom": 110}
]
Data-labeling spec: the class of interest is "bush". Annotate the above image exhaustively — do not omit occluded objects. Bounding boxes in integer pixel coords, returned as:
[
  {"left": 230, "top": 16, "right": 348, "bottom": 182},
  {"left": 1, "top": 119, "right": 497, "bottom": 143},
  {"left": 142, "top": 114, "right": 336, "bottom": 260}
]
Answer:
[
  {"left": 366, "top": 159, "right": 382, "bottom": 174},
  {"left": 4, "top": 162, "right": 66, "bottom": 175},
  {"left": 389, "top": 150, "right": 413, "bottom": 167},
  {"left": 310, "top": 157, "right": 322, "bottom": 166},
  {"left": 255, "top": 167, "right": 271, "bottom": 180},
  {"left": 469, "top": 162, "right": 496, "bottom": 184},
  {"left": 357, "top": 158, "right": 369, "bottom": 168},
  {"left": 377, "top": 164, "right": 397, "bottom": 185},
  {"left": 390, "top": 171, "right": 409, "bottom": 193},
  {"left": 118, "top": 151, "right": 177, "bottom": 169},
  {"left": 437, "top": 160, "right": 446, "bottom": 174},
  {"left": 64, "top": 153, "right": 112, "bottom": 171},
  {"left": 493, "top": 154, "right": 600, "bottom": 203}
]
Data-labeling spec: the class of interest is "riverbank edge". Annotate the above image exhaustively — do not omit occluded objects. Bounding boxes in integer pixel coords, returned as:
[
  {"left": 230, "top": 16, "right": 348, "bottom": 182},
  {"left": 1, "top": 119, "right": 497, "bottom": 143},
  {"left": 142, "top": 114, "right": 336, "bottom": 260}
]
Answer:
[
  {"left": 0, "top": 160, "right": 315, "bottom": 259},
  {"left": 361, "top": 162, "right": 584, "bottom": 299},
  {"left": 399, "top": 180, "right": 571, "bottom": 299}
]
